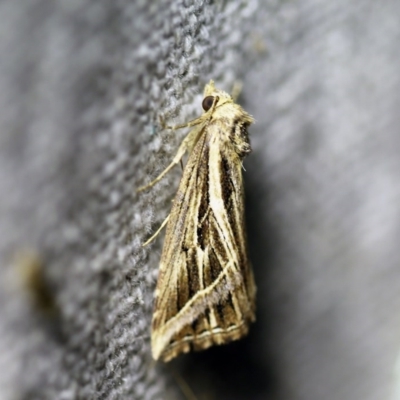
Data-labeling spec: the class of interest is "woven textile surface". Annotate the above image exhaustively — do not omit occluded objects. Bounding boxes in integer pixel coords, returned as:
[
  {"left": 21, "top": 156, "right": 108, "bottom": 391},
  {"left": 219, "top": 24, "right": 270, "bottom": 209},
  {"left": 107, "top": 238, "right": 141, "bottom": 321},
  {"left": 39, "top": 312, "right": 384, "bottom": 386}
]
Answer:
[{"left": 1, "top": 1, "right": 400, "bottom": 399}]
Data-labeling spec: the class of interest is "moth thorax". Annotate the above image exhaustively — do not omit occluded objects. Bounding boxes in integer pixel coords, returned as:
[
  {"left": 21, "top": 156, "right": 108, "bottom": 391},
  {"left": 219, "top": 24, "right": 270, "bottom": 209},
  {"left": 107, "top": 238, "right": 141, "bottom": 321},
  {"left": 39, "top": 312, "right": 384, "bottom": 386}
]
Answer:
[{"left": 232, "top": 122, "right": 251, "bottom": 158}]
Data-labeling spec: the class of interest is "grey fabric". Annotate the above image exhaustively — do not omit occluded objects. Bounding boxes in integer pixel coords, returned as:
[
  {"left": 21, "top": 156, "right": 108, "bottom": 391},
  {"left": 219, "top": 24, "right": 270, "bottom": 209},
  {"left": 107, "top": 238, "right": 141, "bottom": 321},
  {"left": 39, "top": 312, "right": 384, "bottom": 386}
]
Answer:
[{"left": 1, "top": 0, "right": 400, "bottom": 399}]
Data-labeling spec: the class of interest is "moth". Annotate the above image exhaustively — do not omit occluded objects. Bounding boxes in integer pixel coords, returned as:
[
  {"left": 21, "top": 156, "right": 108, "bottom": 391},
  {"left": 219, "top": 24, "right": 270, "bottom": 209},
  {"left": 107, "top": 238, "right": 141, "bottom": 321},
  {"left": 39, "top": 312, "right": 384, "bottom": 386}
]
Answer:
[
  {"left": 14, "top": 249, "right": 58, "bottom": 315},
  {"left": 138, "top": 80, "right": 256, "bottom": 362}
]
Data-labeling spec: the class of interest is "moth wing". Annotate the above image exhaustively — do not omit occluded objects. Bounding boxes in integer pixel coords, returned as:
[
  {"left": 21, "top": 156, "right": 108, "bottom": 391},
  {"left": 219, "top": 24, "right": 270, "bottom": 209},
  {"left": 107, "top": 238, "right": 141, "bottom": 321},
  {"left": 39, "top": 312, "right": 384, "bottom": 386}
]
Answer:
[{"left": 151, "top": 124, "right": 256, "bottom": 362}]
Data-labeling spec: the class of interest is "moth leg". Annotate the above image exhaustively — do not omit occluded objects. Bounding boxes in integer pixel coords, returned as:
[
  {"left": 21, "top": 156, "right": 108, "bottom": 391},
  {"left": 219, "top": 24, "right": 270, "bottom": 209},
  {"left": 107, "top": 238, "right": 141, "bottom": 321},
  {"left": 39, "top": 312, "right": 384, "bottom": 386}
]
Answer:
[
  {"left": 137, "top": 122, "right": 203, "bottom": 192},
  {"left": 142, "top": 214, "right": 170, "bottom": 247},
  {"left": 162, "top": 114, "right": 205, "bottom": 131}
]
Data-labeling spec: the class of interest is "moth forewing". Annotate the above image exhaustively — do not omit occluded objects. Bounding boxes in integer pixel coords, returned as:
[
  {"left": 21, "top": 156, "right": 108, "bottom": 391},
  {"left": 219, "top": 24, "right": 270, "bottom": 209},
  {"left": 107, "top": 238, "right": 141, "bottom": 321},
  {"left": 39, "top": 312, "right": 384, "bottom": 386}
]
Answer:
[{"left": 141, "top": 81, "right": 256, "bottom": 362}]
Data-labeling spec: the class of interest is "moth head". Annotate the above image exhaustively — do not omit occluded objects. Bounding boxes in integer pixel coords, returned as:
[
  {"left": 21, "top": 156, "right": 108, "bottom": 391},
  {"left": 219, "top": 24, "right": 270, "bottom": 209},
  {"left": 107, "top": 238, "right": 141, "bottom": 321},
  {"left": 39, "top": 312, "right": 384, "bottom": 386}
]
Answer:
[{"left": 202, "top": 80, "right": 233, "bottom": 112}]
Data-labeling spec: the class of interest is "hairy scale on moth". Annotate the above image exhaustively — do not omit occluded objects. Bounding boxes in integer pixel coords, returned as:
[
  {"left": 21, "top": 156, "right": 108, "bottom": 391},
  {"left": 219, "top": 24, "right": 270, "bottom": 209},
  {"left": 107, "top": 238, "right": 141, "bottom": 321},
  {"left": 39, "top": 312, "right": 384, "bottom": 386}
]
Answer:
[{"left": 138, "top": 80, "right": 256, "bottom": 362}]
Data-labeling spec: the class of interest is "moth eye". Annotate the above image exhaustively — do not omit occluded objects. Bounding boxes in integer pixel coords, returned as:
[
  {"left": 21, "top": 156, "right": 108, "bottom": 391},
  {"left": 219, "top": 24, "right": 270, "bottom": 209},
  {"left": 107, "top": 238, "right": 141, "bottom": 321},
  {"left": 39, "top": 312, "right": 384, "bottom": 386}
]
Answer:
[{"left": 202, "top": 96, "right": 215, "bottom": 111}]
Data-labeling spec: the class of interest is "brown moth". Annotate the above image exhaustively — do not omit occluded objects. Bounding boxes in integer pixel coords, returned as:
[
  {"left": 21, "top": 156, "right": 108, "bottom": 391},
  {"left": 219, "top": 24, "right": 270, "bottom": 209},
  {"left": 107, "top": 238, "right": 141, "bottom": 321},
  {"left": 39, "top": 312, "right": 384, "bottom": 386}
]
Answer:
[{"left": 138, "top": 80, "right": 256, "bottom": 362}]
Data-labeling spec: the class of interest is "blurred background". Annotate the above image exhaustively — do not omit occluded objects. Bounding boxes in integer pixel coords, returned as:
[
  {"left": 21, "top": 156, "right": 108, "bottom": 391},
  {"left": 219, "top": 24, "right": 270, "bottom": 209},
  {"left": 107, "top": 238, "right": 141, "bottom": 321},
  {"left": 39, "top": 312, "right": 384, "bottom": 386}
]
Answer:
[{"left": 0, "top": 1, "right": 400, "bottom": 399}]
